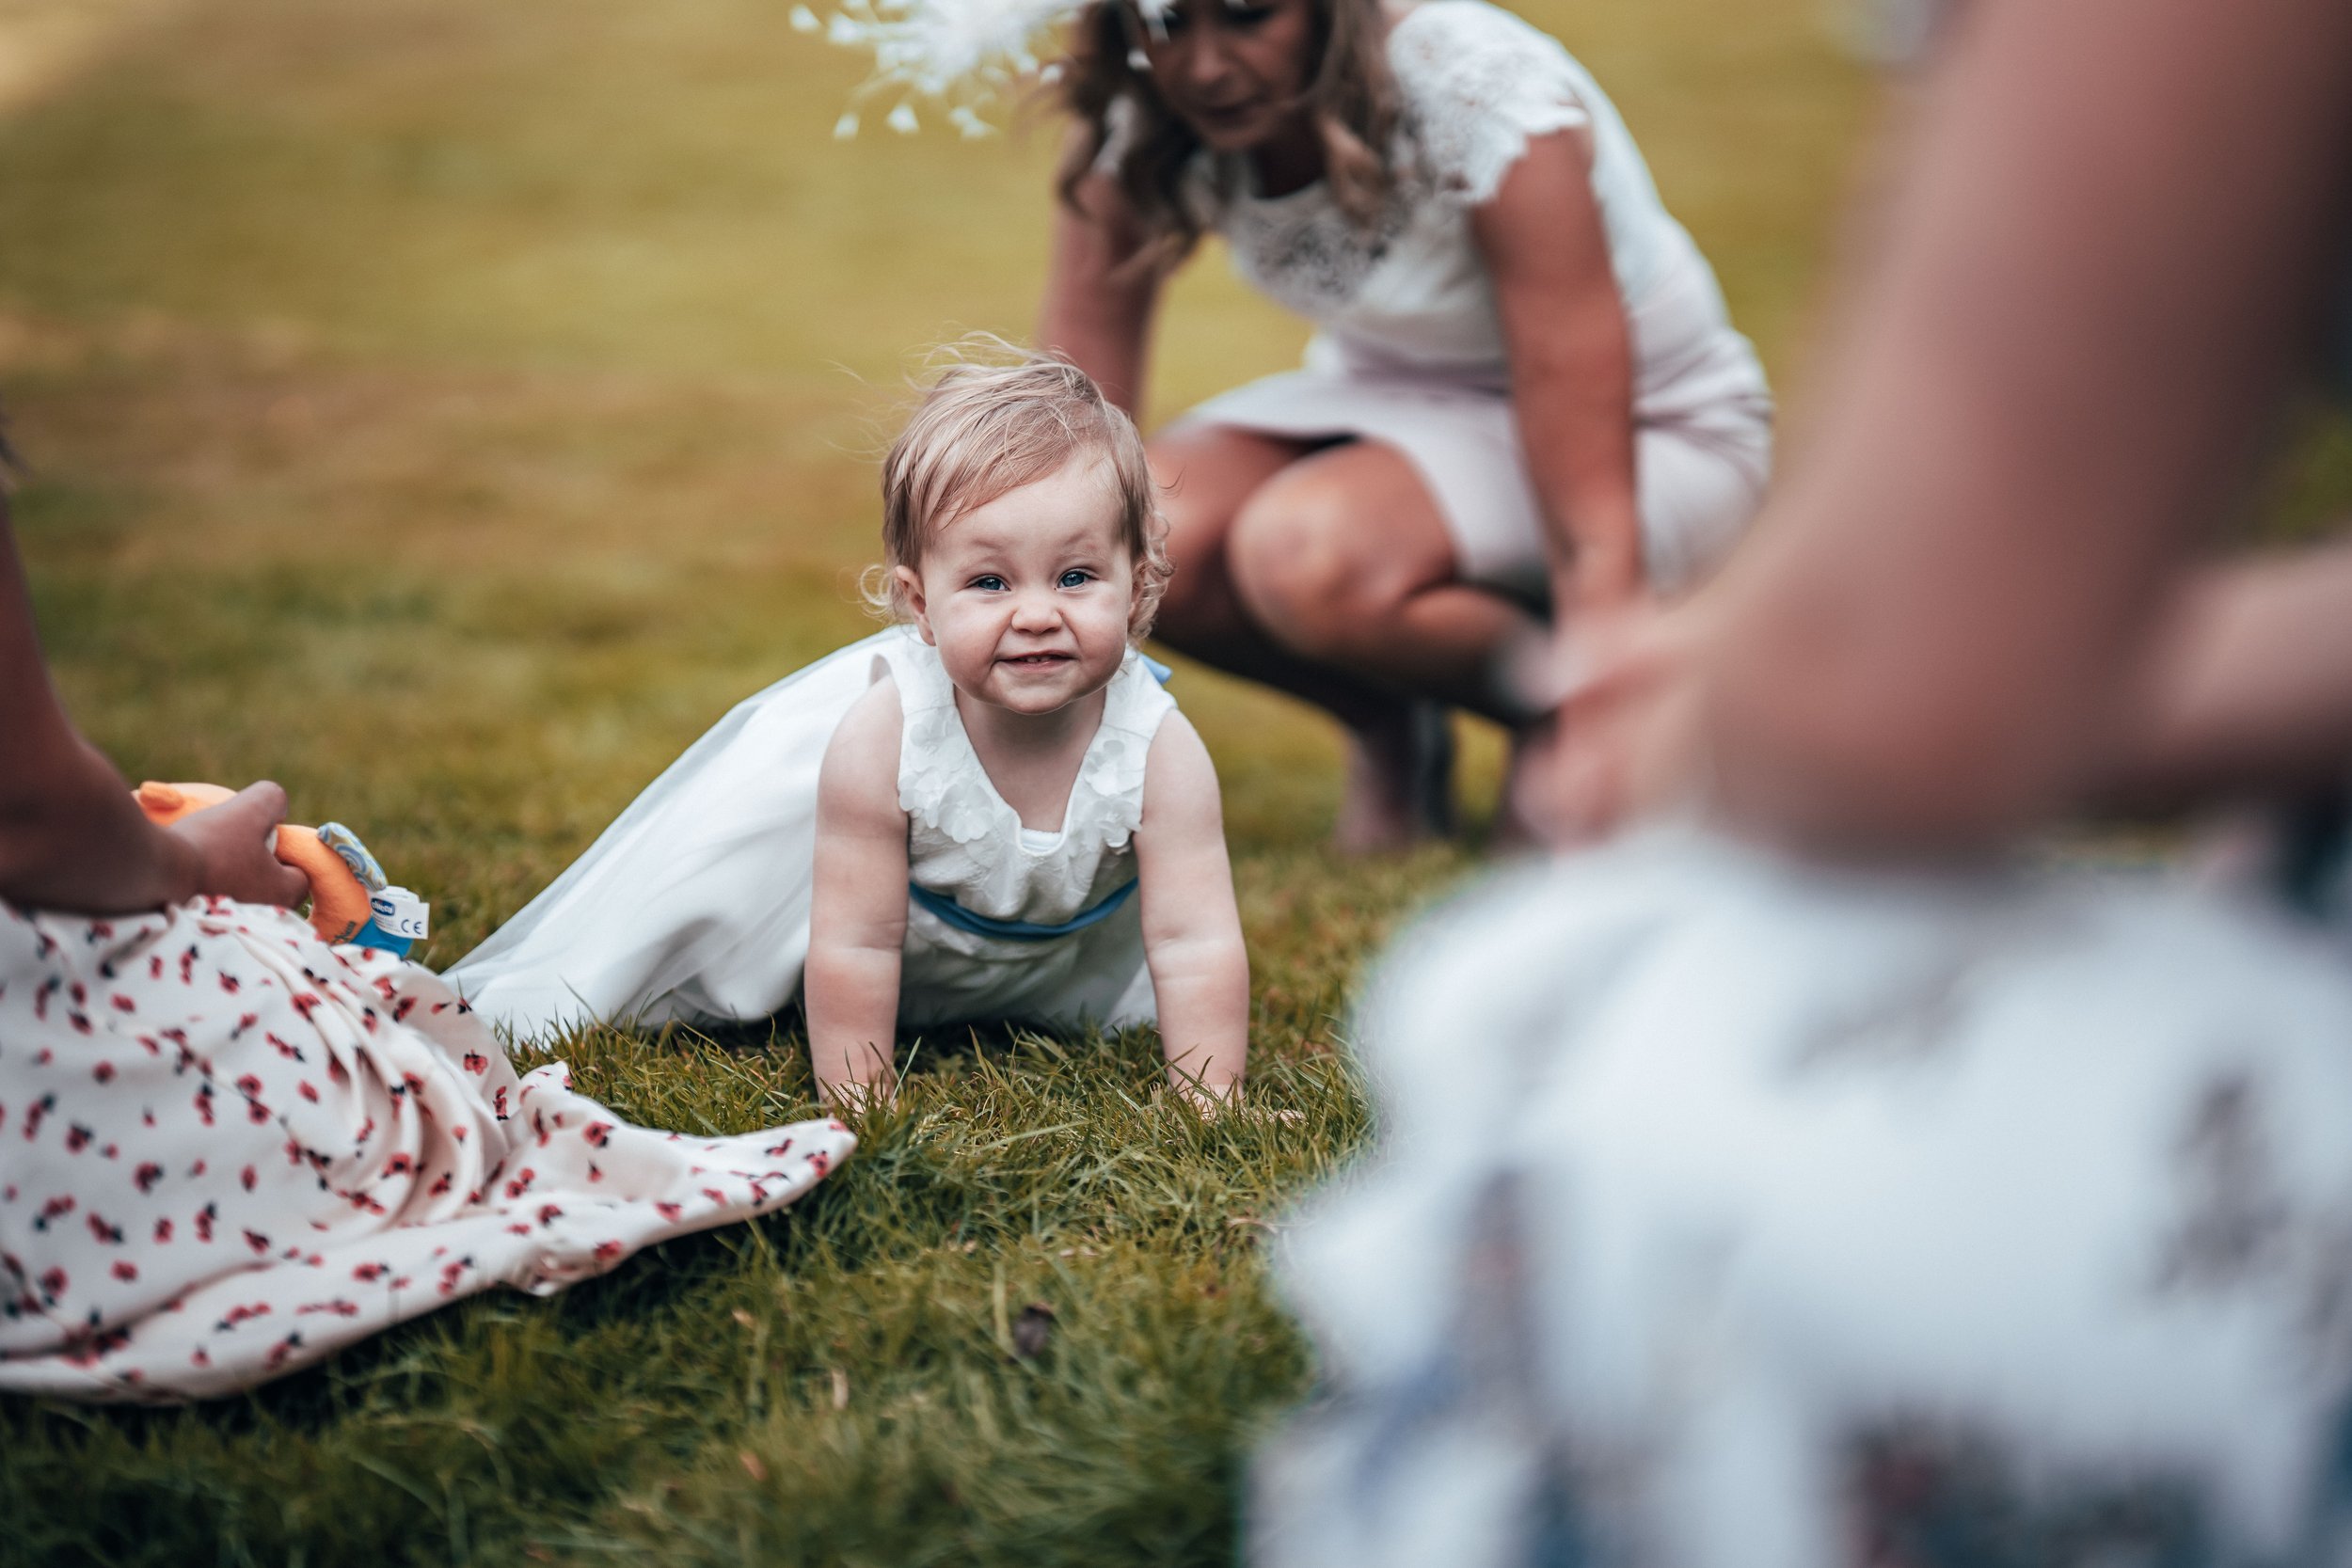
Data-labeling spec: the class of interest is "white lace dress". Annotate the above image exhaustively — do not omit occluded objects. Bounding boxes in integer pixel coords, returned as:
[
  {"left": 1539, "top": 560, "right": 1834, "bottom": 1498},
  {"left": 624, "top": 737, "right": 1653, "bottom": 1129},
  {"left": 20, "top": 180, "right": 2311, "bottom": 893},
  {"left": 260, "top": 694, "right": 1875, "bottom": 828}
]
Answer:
[
  {"left": 1172, "top": 0, "right": 1772, "bottom": 595},
  {"left": 448, "top": 628, "right": 1176, "bottom": 1041}
]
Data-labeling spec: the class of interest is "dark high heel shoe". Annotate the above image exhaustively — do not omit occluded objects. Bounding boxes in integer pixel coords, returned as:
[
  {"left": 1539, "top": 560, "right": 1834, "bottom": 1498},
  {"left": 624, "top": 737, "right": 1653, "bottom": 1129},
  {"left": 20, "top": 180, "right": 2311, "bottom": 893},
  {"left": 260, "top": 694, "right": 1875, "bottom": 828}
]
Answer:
[{"left": 1334, "top": 702, "right": 1455, "bottom": 853}]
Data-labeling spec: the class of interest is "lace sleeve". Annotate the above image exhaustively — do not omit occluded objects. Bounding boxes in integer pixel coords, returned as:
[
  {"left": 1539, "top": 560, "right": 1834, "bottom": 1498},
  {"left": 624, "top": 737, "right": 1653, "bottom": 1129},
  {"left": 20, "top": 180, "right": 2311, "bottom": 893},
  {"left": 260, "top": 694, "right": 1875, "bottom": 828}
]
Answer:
[{"left": 1388, "top": 0, "right": 1595, "bottom": 208}]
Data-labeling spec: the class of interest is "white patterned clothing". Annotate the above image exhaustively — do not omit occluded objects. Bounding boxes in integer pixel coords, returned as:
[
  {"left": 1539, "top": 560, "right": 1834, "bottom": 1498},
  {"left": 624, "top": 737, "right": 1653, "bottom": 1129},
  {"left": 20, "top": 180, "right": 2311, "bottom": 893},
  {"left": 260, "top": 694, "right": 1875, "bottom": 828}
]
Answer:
[
  {"left": 1255, "top": 833, "right": 2352, "bottom": 1568},
  {"left": 0, "top": 896, "right": 853, "bottom": 1402},
  {"left": 1169, "top": 0, "right": 1772, "bottom": 596},
  {"left": 449, "top": 628, "right": 1178, "bottom": 1041}
]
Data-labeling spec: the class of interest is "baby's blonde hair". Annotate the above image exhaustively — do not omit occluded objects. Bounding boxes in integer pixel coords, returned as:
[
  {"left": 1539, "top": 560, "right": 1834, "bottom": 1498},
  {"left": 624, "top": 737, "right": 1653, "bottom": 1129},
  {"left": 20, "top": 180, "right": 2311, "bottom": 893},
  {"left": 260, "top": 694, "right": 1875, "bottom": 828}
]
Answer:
[{"left": 870, "top": 339, "right": 1174, "bottom": 641}]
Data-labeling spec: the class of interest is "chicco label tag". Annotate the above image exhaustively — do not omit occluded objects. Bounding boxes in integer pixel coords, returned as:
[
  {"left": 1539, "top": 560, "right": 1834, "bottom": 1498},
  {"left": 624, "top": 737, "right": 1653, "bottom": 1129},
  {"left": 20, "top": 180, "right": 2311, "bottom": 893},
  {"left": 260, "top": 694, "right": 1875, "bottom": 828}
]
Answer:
[{"left": 371, "top": 887, "right": 431, "bottom": 942}]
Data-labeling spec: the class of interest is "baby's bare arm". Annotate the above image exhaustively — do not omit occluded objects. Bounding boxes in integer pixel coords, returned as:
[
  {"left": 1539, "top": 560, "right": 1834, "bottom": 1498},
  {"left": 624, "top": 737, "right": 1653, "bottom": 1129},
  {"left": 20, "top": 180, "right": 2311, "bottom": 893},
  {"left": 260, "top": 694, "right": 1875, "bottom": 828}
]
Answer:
[
  {"left": 1135, "top": 713, "right": 1248, "bottom": 1104},
  {"left": 806, "top": 677, "right": 910, "bottom": 1106}
]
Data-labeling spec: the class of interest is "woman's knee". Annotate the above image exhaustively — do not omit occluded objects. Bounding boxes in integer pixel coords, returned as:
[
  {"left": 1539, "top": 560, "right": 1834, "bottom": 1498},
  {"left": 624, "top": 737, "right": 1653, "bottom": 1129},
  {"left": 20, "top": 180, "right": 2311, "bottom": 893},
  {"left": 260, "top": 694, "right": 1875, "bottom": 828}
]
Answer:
[
  {"left": 1150, "top": 482, "right": 1239, "bottom": 642},
  {"left": 1147, "top": 430, "right": 1297, "bottom": 642},
  {"left": 1150, "top": 537, "right": 1227, "bottom": 644},
  {"left": 1228, "top": 478, "right": 1394, "bottom": 657}
]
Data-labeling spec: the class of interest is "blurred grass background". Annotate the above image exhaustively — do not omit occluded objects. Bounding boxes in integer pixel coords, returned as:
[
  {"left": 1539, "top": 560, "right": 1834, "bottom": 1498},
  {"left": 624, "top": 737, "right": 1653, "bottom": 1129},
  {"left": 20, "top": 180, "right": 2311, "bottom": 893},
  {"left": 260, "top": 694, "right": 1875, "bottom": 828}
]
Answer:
[
  {"left": 0, "top": 0, "right": 1876, "bottom": 926},
  {"left": 0, "top": 0, "right": 2112, "bottom": 1559}
]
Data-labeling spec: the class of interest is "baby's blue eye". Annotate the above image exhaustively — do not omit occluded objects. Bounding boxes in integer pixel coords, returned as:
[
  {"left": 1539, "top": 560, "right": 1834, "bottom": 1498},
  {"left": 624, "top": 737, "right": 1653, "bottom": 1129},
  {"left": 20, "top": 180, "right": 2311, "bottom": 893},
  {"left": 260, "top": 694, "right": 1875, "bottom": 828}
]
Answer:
[
  {"left": 971, "top": 575, "right": 1008, "bottom": 592},
  {"left": 1058, "top": 569, "right": 1093, "bottom": 589}
]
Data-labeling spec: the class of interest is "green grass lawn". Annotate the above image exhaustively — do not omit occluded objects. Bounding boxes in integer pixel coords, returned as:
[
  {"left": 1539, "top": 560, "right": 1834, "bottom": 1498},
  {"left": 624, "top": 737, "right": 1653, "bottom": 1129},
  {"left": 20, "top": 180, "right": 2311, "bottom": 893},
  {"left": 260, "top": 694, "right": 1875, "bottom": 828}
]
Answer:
[{"left": 0, "top": 0, "right": 1883, "bottom": 1560}]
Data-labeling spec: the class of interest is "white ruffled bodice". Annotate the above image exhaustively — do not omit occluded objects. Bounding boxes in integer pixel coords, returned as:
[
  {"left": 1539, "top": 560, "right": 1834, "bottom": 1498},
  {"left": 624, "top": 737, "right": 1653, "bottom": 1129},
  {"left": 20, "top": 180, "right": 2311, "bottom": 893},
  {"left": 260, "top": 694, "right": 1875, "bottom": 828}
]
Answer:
[
  {"left": 877, "top": 631, "right": 1174, "bottom": 935},
  {"left": 1191, "top": 0, "right": 1720, "bottom": 386}
]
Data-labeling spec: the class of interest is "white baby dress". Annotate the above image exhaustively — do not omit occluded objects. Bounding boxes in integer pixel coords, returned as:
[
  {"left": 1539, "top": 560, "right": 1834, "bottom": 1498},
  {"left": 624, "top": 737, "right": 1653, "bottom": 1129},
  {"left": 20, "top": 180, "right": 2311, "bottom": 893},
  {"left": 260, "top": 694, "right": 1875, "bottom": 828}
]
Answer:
[{"left": 449, "top": 627, "right": 1177, "bottom": 1043}]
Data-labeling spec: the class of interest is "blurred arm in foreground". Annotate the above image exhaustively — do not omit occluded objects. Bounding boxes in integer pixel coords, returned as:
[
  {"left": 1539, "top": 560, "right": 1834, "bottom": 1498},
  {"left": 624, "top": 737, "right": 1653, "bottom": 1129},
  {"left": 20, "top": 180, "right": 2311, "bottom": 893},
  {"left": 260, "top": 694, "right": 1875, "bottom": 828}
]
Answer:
[{"left": 1545, "top": 0, "right": 2352, "bottom": 855}]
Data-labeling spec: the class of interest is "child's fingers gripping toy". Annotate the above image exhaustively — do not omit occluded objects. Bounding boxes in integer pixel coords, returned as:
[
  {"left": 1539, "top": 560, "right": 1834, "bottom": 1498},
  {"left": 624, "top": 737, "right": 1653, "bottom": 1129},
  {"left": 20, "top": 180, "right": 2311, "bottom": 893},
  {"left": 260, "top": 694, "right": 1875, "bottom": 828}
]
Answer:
[{"left": 133, "top": 782, "right": 431, "bottom": 957}]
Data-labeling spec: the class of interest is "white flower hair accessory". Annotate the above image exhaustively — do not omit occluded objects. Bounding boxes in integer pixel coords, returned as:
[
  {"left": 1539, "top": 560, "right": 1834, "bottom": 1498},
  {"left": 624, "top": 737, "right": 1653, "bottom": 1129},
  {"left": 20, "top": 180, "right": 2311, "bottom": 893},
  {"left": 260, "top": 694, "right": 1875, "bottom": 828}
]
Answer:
[{"left": 792, "top": 0, "right": 1171, "bottom": 137}]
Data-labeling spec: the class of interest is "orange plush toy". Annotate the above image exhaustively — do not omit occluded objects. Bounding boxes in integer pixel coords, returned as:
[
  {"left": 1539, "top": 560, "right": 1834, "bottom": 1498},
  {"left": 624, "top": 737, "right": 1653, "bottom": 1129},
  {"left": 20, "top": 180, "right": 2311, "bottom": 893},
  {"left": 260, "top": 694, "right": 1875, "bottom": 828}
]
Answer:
[{"left": 133, "top": 781, "right": 380, "bottom": 944}]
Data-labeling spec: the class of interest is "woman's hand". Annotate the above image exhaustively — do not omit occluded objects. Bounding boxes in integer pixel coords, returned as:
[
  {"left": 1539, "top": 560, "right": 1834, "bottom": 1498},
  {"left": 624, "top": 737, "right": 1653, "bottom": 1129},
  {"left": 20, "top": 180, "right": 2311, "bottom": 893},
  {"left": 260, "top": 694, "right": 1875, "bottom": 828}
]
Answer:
[
  {"left": 1519, "top": 593, "right": 1718, "bottom": 844},
  {"left": 167, "top": 782, "right": 311, "bottom": 907},
  {"left": 1548, "top": 529, "right": 1645, "bottom": 628}
]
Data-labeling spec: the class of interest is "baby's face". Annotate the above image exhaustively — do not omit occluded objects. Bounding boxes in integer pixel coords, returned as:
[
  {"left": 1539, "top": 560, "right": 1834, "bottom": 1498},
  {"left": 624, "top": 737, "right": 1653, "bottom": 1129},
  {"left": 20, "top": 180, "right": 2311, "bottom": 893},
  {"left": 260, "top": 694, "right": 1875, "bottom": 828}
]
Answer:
[{"left": 898, "top": 455, "right": 1138, "bottom": 718}]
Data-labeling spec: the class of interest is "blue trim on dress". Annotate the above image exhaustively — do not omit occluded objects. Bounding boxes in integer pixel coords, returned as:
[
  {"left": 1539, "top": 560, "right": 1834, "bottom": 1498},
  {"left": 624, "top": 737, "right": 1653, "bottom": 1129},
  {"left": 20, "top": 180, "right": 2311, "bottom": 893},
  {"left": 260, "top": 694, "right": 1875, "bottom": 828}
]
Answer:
[{"left": 908, "top": 878, "right": 1139, "bottom": 942}]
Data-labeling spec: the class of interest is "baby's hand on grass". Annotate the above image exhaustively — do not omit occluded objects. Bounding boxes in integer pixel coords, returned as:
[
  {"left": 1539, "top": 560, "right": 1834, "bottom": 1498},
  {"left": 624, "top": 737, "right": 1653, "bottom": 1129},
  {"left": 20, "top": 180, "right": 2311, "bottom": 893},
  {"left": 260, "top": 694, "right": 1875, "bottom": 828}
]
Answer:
[
  {"left": 1170, "top": 1077, "right": 1303, "bottom": 1124},
  {"left": 818, "top": 1075, "right": 897, "bottom": 1117},
  {"left": 1173, "top": 1077, "right": 1238, "bottom": 1118}
]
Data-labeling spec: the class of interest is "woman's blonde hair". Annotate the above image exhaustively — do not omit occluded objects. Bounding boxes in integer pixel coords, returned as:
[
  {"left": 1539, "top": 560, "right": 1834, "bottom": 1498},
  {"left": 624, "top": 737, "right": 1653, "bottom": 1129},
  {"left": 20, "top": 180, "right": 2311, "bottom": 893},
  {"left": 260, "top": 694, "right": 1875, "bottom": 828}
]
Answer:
[
  {"left": 871, "top": 340, "right": 1175, "bottom": 640},
  {"left": 1054, "top": 0, "right": 1400, "bottom": 273}
]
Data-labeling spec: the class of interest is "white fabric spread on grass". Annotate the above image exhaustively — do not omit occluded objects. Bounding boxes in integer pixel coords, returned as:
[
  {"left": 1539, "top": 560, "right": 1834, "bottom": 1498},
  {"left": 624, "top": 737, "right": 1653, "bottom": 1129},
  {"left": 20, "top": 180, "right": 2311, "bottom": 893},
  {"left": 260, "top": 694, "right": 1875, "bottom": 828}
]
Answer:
[
  {"left": 1256, "top": 832, "right": 2352, "bottom": 1568},
  {"left": 0, "top": 896, "right": 854, "bottom": 1403},
  {"left": 448, "top": 627, "right": 1175, "bottom": 1042}
]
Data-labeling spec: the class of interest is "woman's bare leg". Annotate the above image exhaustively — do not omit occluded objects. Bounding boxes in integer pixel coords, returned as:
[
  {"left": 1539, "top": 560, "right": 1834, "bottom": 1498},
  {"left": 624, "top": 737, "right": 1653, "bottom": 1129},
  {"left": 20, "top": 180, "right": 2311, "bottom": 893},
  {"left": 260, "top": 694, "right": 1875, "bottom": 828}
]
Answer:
[
  {"left": 1151, "top": 427, "right": 1395, "bottom": 725},
  {"left": 1149, "top": 426, "right": 1454, "bottom": 849},
  {"left": 1223, "top": 440, "right": 1556, "bottom": 848},
  {"left": 1225, "top": 440, "right": 1546, "bottom": 722}
]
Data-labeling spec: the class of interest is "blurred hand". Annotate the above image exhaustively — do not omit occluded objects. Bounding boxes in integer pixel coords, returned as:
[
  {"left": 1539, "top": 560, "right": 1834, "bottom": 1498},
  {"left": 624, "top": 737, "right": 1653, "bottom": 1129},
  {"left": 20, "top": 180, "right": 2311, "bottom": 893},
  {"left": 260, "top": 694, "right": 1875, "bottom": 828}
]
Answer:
[
  {"left": 167, "top": 782, "right": 311, "bottom": 907},
  {"left": 1549, "top": 558, "right": 1646, "bottom": 632},
  {"left": 1518, "top": 594, "right": 1719, "bottom": 845}
]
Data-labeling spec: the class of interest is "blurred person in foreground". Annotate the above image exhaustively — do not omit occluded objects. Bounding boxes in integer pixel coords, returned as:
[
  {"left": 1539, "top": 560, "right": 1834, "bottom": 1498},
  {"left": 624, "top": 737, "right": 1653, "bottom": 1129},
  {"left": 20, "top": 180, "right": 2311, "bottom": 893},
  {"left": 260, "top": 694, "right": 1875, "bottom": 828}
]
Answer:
[
  {"left": 1250, "top": 1, "right": 2352, "bottom": 1565},
  {"left": 0, "top": 450, "right": 852, "bottom": 1403},
  {"left": 1543, "top": 0, "right": 2352, "bottom": 857}
]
